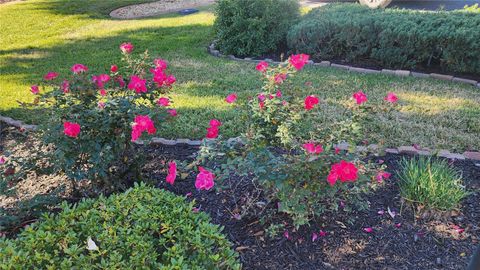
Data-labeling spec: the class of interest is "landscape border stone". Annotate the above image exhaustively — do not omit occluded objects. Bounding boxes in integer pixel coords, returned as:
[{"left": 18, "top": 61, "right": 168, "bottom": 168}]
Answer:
[
  {"left": 207, "top": 42, "right": 479, "bottom": 88},
  {"left": 2, "top": 114, "right": 478, "bottom": 161}
]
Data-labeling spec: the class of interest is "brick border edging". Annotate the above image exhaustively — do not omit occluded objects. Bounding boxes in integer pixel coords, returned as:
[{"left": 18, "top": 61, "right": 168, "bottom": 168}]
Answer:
[
  {"left": 207, "top": 42, "right": 480, "bottom": 88},
  {"left": 1, "top": 115, "right": 479, "bottom": 162}
]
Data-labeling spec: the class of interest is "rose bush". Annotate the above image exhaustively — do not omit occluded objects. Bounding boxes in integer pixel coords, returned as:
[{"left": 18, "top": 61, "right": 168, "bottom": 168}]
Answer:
[
  {"left": 194, "top": 55, "right": 394, "bottom": 227},
  {"left": 17, "top": 43, "right": 177, "bottom": 193}
]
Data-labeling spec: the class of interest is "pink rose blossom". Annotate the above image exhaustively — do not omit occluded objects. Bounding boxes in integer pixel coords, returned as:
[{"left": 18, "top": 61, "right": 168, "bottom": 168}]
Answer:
[
  {"left": 44, "top": 72, "right": 59, "bottom": 81},
  {"left": 283, "top": 230, "right": 290, "bottom": 240},
  {"left": 120, "top": 42, "right": 133, "bottom": 54},
  {"left": 61, "top": 80, "right": 70, "bottom": 93},
  {"left": 304, "top": 95, "right": 319, "bottom": 110},
  {"left": 0, "top": 156, "right": 6, "bottom": 164},
  {"left": 385, "top": 92, "right": 399, "bottom": 103},
  {"left": 206, "top": 126, "right": 219, "bottom": 139},
  {"left": 110, "top": 65, "right": 118, "bottom": 73},
  {"left": 259, "top": 101, "right": 265, "bottom": 110},
  {"left": 289, "top": 54, "right": 310, "bottom": 70},
  {"left": 99, "top": 89, "right": 107, "bottom": 96},
  {"left": 195, "top": 167, "right": 215, "bottom": 190},
  {"left": 128, "top": 75, "right": 147, "bottom": 94},
  {"left": 154, "top": 58, "right": 168, "bottom": 70},
  {"left": 327, "top": 160, "right": 358, "bottom": 186},
  {"left": 165, "top": 75, "right": 176, "bottom": 86},
  {"left": 167, "top": 109, "right": 177, "bottom": 116},
  {"left": 209, "top": 119, "right": 222, "bottom": 128},
  {"left": 71, "top": 64, "right": 88, "bottom": 74},
  {"left": 302, "top": 143, "right": 323, "bottom": 154},
  {"left": 157, "top": 97, "right": 170, "bottom": 107},
  {"left": 376, "top": 171, "right": 392, "bottom": 182},
  {"left": 131, "top": 115, "right": 156, "bottom": 141},
  {"left": 92, "top": 74, "right": 110, "bottom": 89},
  {"left": 166, "top": 161, "right": 177, "bottom": 185},
  {"left": 257, "top": 94, "right": 266, "bottom": 102},
  {"left": 334, "top": 147, "right": 341, "bottom": 154},
  {"left": 276, "top": 90, "right": 282, "bottom": 98},
  {"left": 63, "top": 122, "right": 81, "bottom": 138},
  {"left": 225, "top": 93, "right": 237, "bottom": 103},
  {"left": 30, "top": 85, "right": 39, "bottom": 95},
  {"left": 256, "top": 61, "right": 269, "bottom": 73},
  {"left": 353, "top": 91, "right": 368, "bottom": 105}
]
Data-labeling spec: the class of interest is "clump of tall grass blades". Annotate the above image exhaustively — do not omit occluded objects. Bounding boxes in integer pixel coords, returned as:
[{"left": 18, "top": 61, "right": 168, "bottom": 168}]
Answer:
[{"left": 398, "top": 157, "right": 467, "bottom": 211}]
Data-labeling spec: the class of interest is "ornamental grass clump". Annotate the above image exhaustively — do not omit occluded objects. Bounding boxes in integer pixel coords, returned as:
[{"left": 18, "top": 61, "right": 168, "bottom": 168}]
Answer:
[
  {"left": 195, "top": 54, "right": 398, "bottom": 227},
  {"left": 398, "top": 157, "right": 467, "bottom": 211}
]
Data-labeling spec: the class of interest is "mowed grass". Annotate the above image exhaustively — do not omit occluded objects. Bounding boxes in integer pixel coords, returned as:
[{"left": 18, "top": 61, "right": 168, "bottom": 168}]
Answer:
[{"left": 0, "top": 0, "right": 479, "bottom": 151}]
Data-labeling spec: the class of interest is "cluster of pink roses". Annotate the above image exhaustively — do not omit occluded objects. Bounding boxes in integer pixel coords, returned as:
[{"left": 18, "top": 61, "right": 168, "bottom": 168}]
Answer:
[
  {"left": 131, "top": 115, "right": 157, "bottom": 142},
  {"left": 206, "top": 119, "right": 222, "bottom": 139},
  {"left": 327, "top": 160, "right": 359, "bottom": 186}
]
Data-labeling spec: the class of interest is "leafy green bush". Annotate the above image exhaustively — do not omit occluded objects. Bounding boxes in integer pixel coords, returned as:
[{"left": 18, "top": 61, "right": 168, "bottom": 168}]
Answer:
[
  {"left": 0, "top": 183, "right": 240, "bottom": 269},
  {"left": 398, "top": 157, "right": 467, "bottom": 211},
  {"left": 214, "top": 0, "right": 300, "bottom": 57},
  {"left": 287, "top": 4, "right": 480, "bottom": 74},
  {"left": 195, "top": 56, "right": 393, "bottom": 227}
]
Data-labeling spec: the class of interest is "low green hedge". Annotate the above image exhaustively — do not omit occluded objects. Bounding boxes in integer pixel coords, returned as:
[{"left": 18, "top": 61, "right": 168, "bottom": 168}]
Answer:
[
  {"left": 214, "top": 0, "right": 300, "bottom": 57},
  {"left": 0, "top": 183, "right": 240, "bottom": 269},
  {"left": 287, "top": 4, "right": 480, "bottom": 74}
]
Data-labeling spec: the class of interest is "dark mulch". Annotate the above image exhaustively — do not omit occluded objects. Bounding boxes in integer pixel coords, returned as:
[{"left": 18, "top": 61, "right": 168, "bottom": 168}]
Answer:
[{"left": 145, "top": 143, "right": 480, "bottom": 270}]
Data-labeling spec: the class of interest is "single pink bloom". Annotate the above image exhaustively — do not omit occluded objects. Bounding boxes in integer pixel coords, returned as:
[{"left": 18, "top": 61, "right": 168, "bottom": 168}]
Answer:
[
  {"left": 274, "top": 73, "right": 286, "bottom": 84},
  {"left": 120, "top": 42, "right": 134, "bottom": 54},
  {"left": 257, "top": 94, "right": 266, "bottom": 102},
  {"left": 157, "top": 97, "right": 170, "bottom": 107},
  {"left": 166, "top": 161, "right": 177, "bottom": 185},
  {"left": 167, "top": 109, "right": 177, "bottom": 116},
  {"left": 304, "top": 95, "right": 319, "bottom": 110},
  {"left": 154, "top": 58, "right": 168, "bottom": 70},
  {"left": 98, "top": 101, "right": 106, "bottom": 109},
  {"left": 225, "top": 93, "right": 237, "bottom": 103},
  {"left": 385, "top": 92, "right": 399, "bottom": 103},
  {"left": 327, "top": 160, "right": 358, "bottom": 186},
  {"left": 209, "top": 119, "right": 222, "bottom": 128},
  {"left": 256, "top": 61, "right": 269, "bottom": 73},
  {"left": 195, "top": 167, "right": 215, "bottom": 190},
  {"left": 62, "top": 80, "right": 70, "bottom": 93},
  {"left": 353, "top": 91, "right": 368, "bottom": 105},
  {"left": 363, "top": 227, "right": 374, "bottom": 233},
  {"left": 289, "top": 54, "right": 310, "bottom": 71},
  {"left": 71, "top": 64, "right": 88, "bottom": 74},
  {"left": 44, "top": 72, "right": 59, "bottom": 81},
  {"left": 259, "top": 101, "right": 265, "bottom": 110},
  {"left": 318, "top": 230, "right": 327, "bottom": 237},
  {"left": 99, "top": 89, "right": 107, "bottom": 96},
  {"left": 206, "top": 126, "right": 219, "bottom": 139},
  {"left": 128, "top": 75, "right": 147, "bottom": 94},
  {"left": 303, "top": 143, "right": 323, "bottom": 154},
  {"left": 30, "top": 85, "right": 39, "bottom": 95},
  {"left": 376, "top": 171, "right": 392, "bottom": 182},
  {"left": 268, "top": 94, "right": 274, "bottom": 100},
  {"left": 0, "top": 156, "right": 6, "bottom": 164},
  {"left": 276, "top": 90, "right": 282, "bottom": 98},
  {"left": 110, "top": 65, "right": 118, "bottom": 73},
  {"left": 165, "top": 75, "right": 176, "bottom": 86},
  {"left": 63, "top": 122, "right": 81, "bottom": 138},
  {"left": 283, "top": 230, "right": 290, "bottom": 240}
]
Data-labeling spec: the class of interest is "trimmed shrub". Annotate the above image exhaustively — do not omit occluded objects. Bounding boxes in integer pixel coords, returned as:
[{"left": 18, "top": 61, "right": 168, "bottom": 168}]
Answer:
[
  {"left": 214, "top": 0, "right": 300, "bottom": 57},
  {"left": 398, "top": 157, "right": 467, "bottom": 211},
  {"left": 0, "top": 183, "right": 240, "bottom": 269},
  {"left": 287, "top": 4, "right": 480, "bottom": 74}
]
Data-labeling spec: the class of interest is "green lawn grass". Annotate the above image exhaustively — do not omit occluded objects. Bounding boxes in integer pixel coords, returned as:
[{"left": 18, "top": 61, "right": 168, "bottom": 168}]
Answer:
[{"left": 1, "top": 0, "right": 479, "bottom": 151}]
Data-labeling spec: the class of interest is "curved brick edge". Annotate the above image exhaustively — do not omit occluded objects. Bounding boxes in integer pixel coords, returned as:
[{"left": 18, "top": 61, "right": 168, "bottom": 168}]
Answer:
[
  {"left": 208, "top": 42, "right": 480, "bottom": 88},
  {"left": 1, "top": 114, "right": 479, "bottom": 162}
]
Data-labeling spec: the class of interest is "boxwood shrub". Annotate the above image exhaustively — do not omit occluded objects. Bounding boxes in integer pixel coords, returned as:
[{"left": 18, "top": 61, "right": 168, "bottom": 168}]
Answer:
[
  {"left": 287, "top": 4, "right": 480, "bottom": 74},
  {"left": 0, "top": 183, "right": 240, "bottom": 269},
  {"left": 214, "top": 0, "right": 300, "bottom": 57}
]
